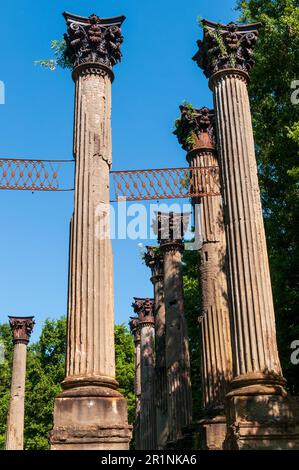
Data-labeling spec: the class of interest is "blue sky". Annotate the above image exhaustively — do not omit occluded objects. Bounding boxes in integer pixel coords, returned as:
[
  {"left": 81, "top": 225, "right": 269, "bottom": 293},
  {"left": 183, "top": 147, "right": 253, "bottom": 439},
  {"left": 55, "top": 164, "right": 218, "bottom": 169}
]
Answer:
[{"left": 0, "top": 0, "right": 238, "bottom": 342}]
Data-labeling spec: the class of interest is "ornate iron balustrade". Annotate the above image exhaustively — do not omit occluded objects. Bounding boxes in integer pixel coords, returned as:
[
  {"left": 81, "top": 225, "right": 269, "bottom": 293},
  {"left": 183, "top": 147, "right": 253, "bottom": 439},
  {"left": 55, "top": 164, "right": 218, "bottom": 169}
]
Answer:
[
  {"left": 110, "top": 166, "right": 220, "bottom": 202},
  {"left": 0, "top": 159, "right": 221, "bottom": 200},
  {"left": 0, "top": 158, "right": 73, "bottom": 191}
]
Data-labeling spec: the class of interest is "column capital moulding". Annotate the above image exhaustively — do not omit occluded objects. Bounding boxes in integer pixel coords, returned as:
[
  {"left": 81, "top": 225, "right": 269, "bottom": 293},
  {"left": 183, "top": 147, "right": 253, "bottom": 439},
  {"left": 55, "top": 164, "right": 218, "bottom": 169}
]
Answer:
[
  {"left": 174, "top": 105, "right": 216, "bottom": 155},
  {"left": 8, "top": 316, "right": 35, "bottom": 345},
  {"left": 153, "top": 212, "right": 191, "bottom": 254},
  {"left": 129, "top": 317, "right": 141, "bottom": 344},
  {"left": 63, "top": 11, "right": 126, "bottom": 82},
  {"left": 132, "top": 298, "right": 155, "bottom": 327},
  {"left": 193, "top": 20, "right": 261, "bottom": 88},
  {"left": 144, "top": 246, "right": 164, "bottom": 284}
]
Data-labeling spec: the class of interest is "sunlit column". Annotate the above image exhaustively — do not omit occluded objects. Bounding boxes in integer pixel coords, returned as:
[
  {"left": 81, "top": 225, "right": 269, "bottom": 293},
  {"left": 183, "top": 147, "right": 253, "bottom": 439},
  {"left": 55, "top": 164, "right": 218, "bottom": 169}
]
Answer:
[
  {"left": 50, "top": 12, "right": 131, "bottom": 450},
  {"left": 175, "top": 106, "right": 232, "bottom": 449},
  {"left": 145, "top": 247, "right": 168, "bottom": 448},
  {"left": 5, "top": 316, "right": 35, "bottom": 450}
]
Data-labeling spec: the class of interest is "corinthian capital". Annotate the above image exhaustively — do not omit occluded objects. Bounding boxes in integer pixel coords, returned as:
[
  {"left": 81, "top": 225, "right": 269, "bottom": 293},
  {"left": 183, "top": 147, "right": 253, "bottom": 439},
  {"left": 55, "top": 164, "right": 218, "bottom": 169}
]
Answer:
[
  {"left": 63, "top": 12, "right": 125, "bottom": 74},
  {"left": 144, "top": 246, "right": 164, "bottom": 284},
  {"left": 193, "top": 20, "right": 261, "bottom": 79},
  {"left": 174, "top": 105, "right": 216, "bottom": 152},
  {"left": 152, "top": 212, "right": 190, "bottom": 244},
  {"left": 132, "top": 298, "right": 155, "bottom": 325},
  {"left": 8, "top": 316, "right": 35, "bottom": 345},
  {"left": 129, "top": 317, "right": 141, "bottom": 343}
]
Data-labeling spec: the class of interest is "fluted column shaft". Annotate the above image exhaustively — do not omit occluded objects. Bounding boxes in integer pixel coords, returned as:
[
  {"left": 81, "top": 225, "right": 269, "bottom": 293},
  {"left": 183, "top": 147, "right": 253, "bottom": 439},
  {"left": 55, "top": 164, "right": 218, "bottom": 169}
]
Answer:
[
  {"left": 134, "top": 337, "right": 141, "bottom": 450},
  {"left": 153, "top": 275, "right": 168, "bottom": 448},
  {"left": 5, "top": 317, "right": 34, "bottom": 450},
  {"left": 6, "top": 343, "right": 27, "bottom": 450},
  {"left": 130, "top": 318, "right": 141, "bottom": 449},
  {"left": 145, "top": 248, "right": 168, "bottom": 448},
  {"left": 140, "top": 319, "right": 156, "bottom": 450},
  {"left": 189, "top": 148, "right": 233, "bottom": 411},
  {"left": 132, "top": 298, "right": 157, "bottom": 449},
  {"left": 211, "top": 70, "right": 284, "bottom": 392},
  {"left": 135, "top": 336, "right": 141, "bottom": 420},
  {"left": 162, "top": 241, "right": 192, "bottom": 443},
  {"left": 65, "top": 70, "right": 116, "bottom": 387}
]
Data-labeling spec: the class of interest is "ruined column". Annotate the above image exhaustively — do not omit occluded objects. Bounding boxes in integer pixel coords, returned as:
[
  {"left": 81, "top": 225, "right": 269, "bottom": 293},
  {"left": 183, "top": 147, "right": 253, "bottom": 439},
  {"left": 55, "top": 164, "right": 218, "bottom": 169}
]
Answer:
[
  {"left": 50, "top": 12, "right": 131, "bottom": 450},
  {"left": 154, "top": 212, "right": 192, "bottom": 446},
  {"left": 174, "top": 106, "right": 233, "bottom": 449},
  {"left": 193, "top": 21, "right": 299, "bottom": 449},
  {"left": 129, "top": 317, "right": 141, "bottom": 450},
  {"left": 132, "top": 299, "right": 157, "bottom": 450},
  {"left": 5, "top": 316, "right": 35, "bottom": 450},
  {"left": 144, "top": 247, "right": 168, "bottom": 448}
]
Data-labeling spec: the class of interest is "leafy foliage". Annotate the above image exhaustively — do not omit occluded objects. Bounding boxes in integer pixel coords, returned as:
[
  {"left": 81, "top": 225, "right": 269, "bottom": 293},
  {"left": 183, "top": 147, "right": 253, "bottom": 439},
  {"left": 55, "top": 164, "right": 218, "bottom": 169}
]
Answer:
[
  {"left": 0, "top": 318, "right": 135, "bottom": 449},
  {"left": 236, "top": 0, "right": 299, "bottom": 393},
  {"left": 34, "top": 39, "right": 72, "bottom": 71},
  {"left": 183, "top": 249, "right": 203, "bottom": 420},
  {"left": 115, "top": 324, "right": 136, "bottom": 424},
  {"left": 174, "top": 102, "right": 198, "bottom": 151},
  {"left": 0, "top": 323, "right": 13, "bottom": 449}
]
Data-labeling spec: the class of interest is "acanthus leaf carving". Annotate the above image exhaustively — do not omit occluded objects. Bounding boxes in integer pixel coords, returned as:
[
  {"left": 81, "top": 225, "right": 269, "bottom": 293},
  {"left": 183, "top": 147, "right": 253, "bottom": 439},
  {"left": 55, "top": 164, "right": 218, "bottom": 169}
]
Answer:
[
  {"left": 9, "top": 316, "right": 35, "bottom": 344},
  {"left": 152, "top": 212, "right": 191, "bottom": 243},
  {"left": 132, "top": 298, "right": 155, "bottom": 324},
  {"left": 174, "top": 106, "right": 216, "bottom": 152},
  {"left": 193, "top": 21, "right": 261, "bottom": 79},
  {"left": 63, "top": 12, "right": 125, "bottom": 72}
]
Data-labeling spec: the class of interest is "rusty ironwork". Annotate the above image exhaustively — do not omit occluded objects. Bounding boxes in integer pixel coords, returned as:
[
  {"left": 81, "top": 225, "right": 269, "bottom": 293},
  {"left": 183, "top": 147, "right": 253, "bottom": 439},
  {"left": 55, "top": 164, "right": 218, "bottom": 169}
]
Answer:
[
  {"left": 0, "top": 159, "right": 220, "bottom": 200},
  {"left": 0, "top": 158, "right": 73, "bottom": 191},
  {"left": 110, "top": 166, "right": 220, "bottom": 202}
]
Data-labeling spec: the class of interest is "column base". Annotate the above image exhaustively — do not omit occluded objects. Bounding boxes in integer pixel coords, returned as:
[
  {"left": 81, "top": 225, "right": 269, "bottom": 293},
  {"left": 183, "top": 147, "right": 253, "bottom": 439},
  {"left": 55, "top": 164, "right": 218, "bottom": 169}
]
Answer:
[
  {"left": 165, "top": 425, "right": 195, "bottom": 450},
  {"left": 198, "top": 415, "right": 227, "bottom": 450},
  {"left": 156, "top": 412, "right": 168, "bottom": 449},
  {"left": 165, "top": 419, "right": 226, "bottom": 450},
  {"left": 224, "top": 393, "right": 299, "bottom": 450},
  {"left": 49, "top": 385, "right": 132, "bottom": 450}
]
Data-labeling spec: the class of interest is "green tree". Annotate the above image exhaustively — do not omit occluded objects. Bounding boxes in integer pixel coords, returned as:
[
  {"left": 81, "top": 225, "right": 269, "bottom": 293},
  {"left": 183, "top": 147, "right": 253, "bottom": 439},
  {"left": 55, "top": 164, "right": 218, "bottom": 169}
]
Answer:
[
  {"left": 115, "top": 324, "right": 136, "bottom": 425},
  {"left": 0, "top": 318, "right": 135, "bottom": 450},
  {"left": 24, "top": 318, "right": 66, "bottom": 450},
  {"left": 236, "top": 0, "right": 299, "bottom": 392},
  {"left": 183, "top": 249, "right": 203, "bottom": 420},
  {"left": 0, "top": 323, "right": 13, "bottom": 449}
]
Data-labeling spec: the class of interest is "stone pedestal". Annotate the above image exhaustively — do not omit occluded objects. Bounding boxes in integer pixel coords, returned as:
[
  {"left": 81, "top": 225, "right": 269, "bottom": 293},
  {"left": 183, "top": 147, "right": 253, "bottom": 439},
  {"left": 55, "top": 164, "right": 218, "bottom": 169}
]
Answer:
[
  {"left": 155, "top": 212, "right": 193, "bottom": 446},
  {"left": 5, "top": 316, "right": 35, "bottom": 450},
  {"left": 132, "top": 299, "right": 157, "bottom": 449},
  {"left": 145, "top": 247, "right": 168, "bottom": 449},
  {"left": 194, "top": 20, "right": 299, "bottom": 449},
  {"left": 226, "top": 394, "right": 299, "bottom": 450},
  {"left": 129, "top": 318, "right": 141, "bottom": 449},
  {"left": 175, "top": 106, "right": 233, "bottom": 449},
  {"left": 50, "top": 12, "right": 131, "bottom": 450}
]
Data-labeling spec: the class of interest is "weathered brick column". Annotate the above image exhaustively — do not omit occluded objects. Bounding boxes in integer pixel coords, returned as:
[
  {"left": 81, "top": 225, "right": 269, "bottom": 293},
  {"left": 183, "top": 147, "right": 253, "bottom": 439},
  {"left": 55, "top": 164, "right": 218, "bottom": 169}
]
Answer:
[
  {"left": 174, "top": 106, "right": 233, "bottom": 449},
  {"left": 129, "top": 317, "right": 141, "bottom": 450},
  {"left": 154, "top": 212, "right": 192, "bottom": 446},
  {"left": 193, "top": 20, "right": 299, "bottom": 449},
  {"left": 50, "top": 12, "right": 131, "bottom": 450},
  {"left": 5, "top": 317, "right": 35, "bottom": 450},
  {"left": 132, "top": 299, "right": 157, "bottom": 449},
  {"left": 145, "top": 247, "right": 168, "bottom": 448}
]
